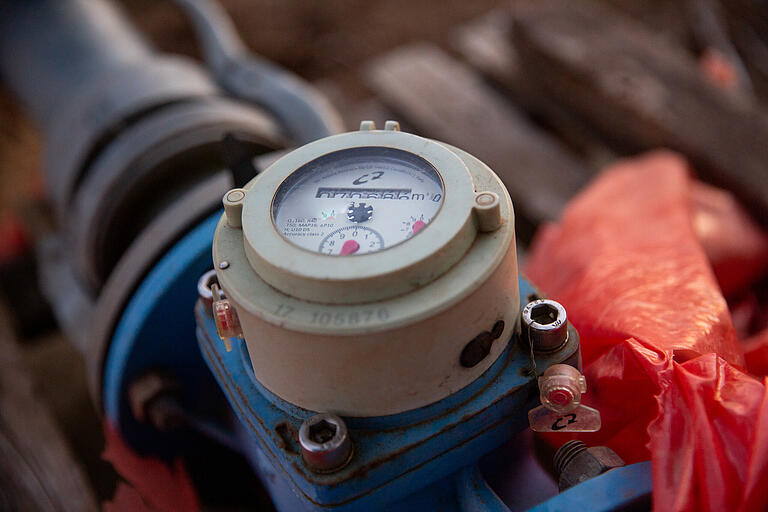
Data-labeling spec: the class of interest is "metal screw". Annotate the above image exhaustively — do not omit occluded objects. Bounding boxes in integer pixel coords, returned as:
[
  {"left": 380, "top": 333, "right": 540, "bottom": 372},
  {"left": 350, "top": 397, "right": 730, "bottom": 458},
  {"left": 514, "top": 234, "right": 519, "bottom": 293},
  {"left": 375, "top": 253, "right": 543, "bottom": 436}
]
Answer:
[
  {"left": 219, "top": 260, "right": 230, "bottom": 269},
  {"left": 128, "top": 373, "right": 185, "bottom": 432},
  {"left": 522, "top": 299, "right": 568, "bottom": 352},
  {"left": 299, "top": 413, "right": 353, "bottom": 473},
  {"left": 554, "top": 440, "right": 625, "bottom": 491}
]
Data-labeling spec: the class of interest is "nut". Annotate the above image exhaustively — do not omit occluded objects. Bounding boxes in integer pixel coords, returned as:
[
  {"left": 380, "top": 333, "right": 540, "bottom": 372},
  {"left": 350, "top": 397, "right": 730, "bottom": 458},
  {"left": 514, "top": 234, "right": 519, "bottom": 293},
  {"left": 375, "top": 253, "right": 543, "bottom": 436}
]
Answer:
[
  {"left": 128, "top": 373, "right": 184, "bottom": 431},
  {"left": 554, "top": 440, "right": 625, "bottom": 491}
]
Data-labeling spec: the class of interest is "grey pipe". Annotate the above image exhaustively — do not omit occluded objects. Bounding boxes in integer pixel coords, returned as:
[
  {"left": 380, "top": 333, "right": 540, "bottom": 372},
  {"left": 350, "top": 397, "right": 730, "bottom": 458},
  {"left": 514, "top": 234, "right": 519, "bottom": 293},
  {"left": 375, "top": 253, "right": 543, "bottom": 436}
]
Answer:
[{"left": 0, "top": 0, "right": 152, "bottom": 126}]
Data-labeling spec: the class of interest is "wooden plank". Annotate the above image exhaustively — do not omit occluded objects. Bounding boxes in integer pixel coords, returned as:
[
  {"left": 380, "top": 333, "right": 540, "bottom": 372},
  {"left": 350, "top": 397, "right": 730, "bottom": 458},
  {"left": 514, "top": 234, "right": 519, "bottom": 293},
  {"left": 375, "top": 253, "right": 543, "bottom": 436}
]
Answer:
[
  {"left": 721, "top": 0, "right": 768, "bottom": 99},
  {"left": 0, "top": 315, "right": 99, "bottom": 512},
  {"left": 452, "top": 10, "right": 520, "bottom": 86},
  {"left": 684, "top": 0, "right": 754, "bottom": 96},
  {"left": 511, "top": 0, "right": 768, "bottom": 224},
  {"left": 364, "top": 43, "right": 590, "bottom": 239},
  {"left": 314, "top": 79, "right": 402, "bottom": 132},
  {"left": 453, "top": 10, "right": 618, "bottom": 170}
]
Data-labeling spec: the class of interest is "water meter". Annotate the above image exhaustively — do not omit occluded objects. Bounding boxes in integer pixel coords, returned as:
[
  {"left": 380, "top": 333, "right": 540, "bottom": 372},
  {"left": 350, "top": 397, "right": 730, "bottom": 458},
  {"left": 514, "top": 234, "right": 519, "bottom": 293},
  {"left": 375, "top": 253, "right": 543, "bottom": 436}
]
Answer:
[
  {"left": 212, "top": 120, "right": 519, "bottom": 416},
  {"left": 1, "top": 0, "right": 647, "bottom": 503}
]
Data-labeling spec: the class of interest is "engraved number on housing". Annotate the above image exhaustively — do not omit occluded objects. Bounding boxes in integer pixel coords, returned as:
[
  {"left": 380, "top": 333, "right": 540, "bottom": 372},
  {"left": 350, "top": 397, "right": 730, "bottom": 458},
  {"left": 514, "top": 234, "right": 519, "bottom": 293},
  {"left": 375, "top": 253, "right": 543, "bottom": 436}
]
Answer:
[{"left": 310, "top": 309, "right": 390, "bottom": 326}]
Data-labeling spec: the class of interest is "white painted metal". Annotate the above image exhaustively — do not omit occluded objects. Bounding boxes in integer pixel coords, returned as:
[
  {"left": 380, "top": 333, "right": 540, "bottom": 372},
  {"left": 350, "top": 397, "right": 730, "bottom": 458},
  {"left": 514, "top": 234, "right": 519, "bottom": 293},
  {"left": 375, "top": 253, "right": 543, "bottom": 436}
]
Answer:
[{"left": 213, "top": 123, "right": 519, "bottom": 416}]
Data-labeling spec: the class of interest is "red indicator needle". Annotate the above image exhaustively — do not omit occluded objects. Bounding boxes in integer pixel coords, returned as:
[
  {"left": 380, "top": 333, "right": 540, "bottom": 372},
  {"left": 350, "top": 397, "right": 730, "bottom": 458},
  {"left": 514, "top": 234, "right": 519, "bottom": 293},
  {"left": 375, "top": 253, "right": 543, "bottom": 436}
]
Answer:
[
  {"left": 340, "top": 239, "right": 360, "bottom": 255},
  {"left": 412, "top": 220, "right": 426, "bottom": 234}
]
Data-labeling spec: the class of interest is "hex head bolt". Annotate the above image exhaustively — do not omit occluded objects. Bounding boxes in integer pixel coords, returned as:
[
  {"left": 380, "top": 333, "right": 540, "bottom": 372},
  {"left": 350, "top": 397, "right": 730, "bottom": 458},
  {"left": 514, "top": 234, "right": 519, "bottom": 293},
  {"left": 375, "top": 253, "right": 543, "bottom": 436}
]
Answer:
[
  {"left": 299, "top": 413, "right": 353, "bottom": 473},
  {"left": 522, "top": 299, "right": 569, "bottom": 352},
  {"left": 554, "top": 440, "right": 625, "bottom": 491}
]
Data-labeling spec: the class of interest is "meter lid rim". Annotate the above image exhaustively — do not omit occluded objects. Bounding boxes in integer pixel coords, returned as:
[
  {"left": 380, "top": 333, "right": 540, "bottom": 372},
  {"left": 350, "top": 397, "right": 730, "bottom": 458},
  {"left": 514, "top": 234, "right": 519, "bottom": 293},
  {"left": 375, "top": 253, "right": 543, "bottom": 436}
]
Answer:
[
  {"left": 239, "top": 130, "right": 477, "bottom": 284},
  {"left": 213, "top": 216, "right": 516, "bottom": 335}
]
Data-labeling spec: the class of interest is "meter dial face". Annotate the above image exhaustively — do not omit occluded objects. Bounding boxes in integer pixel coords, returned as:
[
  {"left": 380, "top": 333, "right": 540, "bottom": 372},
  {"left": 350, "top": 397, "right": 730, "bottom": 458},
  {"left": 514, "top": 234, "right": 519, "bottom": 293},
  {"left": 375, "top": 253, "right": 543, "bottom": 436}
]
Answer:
[{"left": 271, "top": 147, "right": 444, "bottom": 255}]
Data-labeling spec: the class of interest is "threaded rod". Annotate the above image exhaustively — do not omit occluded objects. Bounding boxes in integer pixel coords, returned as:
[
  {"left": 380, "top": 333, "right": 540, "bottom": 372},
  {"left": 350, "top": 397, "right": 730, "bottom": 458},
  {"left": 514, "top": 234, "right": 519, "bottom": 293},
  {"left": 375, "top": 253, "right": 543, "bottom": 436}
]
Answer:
[{"left": 554, "top": 440, "right": 588, "bottom": 476}]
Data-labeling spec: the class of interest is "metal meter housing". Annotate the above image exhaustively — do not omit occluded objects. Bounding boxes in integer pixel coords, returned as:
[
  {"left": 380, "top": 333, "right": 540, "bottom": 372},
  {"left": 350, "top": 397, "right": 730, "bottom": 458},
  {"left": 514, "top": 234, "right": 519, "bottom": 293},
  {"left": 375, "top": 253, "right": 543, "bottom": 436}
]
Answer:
[{"left": 213, "top": 121, "right": 519, "bottom": 416}]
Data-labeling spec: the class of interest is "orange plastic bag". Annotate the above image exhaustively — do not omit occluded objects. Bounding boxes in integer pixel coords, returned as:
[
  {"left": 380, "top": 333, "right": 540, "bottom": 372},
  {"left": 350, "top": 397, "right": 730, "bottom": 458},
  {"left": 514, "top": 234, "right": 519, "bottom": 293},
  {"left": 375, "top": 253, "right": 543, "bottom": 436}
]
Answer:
[
  {"left": 745, "top": 329, "right": 768, "bottom": 379},
  {"left": 690, "top": 182, "right": 768, "bottom": 298},
  {"left": 526, "top": 151, "right": 768, "bottom": 511}
]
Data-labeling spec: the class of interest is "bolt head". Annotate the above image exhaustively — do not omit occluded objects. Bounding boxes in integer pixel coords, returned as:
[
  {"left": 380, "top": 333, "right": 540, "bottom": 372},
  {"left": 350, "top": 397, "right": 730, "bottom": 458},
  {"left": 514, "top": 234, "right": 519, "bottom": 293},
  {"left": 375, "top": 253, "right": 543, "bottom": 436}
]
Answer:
[
  {"left": 128, "top": 373, "right": 181, "bottom": 425},
  {"left": 522, "top": 299, "right": 568, "bottom": 351},
  {"left": 299, "top": 413, "right": 353, "bottom": 473},
  {"left": 557, "top": 445, "right": 625, "bottom": 491}
]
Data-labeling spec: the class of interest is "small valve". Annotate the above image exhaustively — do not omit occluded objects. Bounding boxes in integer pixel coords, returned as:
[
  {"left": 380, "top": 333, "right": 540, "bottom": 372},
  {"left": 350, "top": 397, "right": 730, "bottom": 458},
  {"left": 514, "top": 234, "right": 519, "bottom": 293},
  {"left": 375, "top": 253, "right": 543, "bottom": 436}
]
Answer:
[
  {"left": 211, "top": 283, "right": 242, "bottom": 351},
  {"left": 528, "top": 364, "right": 601, "bottom": 433}
]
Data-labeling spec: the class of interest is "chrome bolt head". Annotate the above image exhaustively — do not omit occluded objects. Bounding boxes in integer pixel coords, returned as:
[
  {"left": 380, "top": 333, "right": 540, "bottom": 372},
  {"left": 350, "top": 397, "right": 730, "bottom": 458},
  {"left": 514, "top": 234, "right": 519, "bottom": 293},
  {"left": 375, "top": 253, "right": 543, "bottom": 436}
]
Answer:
[{"left": 299, "top": 413, "right": 353, "bottom": 473}]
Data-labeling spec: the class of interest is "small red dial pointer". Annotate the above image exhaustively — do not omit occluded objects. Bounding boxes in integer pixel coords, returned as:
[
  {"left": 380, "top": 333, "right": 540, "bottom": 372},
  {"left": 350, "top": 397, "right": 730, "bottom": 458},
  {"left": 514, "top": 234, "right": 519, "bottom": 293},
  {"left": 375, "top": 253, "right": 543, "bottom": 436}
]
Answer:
[
  {"left": 340, "top": 239, "right": 360, "bottom": 255},
  {"left": 412, "top": 220, "right": 426, "bottom": 234}
]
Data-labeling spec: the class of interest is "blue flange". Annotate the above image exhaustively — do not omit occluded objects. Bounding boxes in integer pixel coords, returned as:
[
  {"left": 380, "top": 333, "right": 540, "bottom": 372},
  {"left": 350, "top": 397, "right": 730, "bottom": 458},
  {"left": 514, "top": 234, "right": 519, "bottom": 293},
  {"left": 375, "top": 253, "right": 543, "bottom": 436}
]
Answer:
[
  {"left": 102, "top": 212, "right": 223, "bottom": 451},
  {"left": 195, "top": 276, "right": 582, "bottom": 510},
  {"left": 526, "top": 462, "right": 652, "bottom": 512}
]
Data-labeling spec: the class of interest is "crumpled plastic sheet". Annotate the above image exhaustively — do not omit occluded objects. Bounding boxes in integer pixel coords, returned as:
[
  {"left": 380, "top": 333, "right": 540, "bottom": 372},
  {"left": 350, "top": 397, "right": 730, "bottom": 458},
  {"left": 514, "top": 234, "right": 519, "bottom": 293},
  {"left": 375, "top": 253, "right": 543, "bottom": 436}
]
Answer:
[
  {"left": 745, "top": 329, "right": 768, "bottom": 379},
  {"left": 649, "top": 354, "right": 768, "bottom": 512},
  {"left": 527, "top": 151, "right": 743, "bottom": 367},
  {"left": 526, "top": 151, "right": 768, "bottom": 512},
  {"left": 690, "top": 182, "right": 768, "bottom": 298}
]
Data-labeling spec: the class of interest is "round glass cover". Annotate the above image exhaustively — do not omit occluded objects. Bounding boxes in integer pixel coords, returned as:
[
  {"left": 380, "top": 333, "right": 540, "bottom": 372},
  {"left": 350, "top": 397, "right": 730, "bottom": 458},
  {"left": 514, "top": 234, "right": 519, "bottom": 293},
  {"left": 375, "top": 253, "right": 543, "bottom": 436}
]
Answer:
[{"left": 272, "top": 147, "right": 444, "bottom": 255}]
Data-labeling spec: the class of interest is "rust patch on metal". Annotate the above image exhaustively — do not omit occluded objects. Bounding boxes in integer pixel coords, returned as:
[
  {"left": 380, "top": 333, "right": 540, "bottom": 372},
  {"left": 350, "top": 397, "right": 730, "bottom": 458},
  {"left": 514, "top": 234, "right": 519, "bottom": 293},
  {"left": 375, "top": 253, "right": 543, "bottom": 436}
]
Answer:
[
  {"left": 275, "top": 421, "right": 299, "bottom": 454},
  {"left": 196, "top": 305, "right": 574, "bottom": 507}
]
